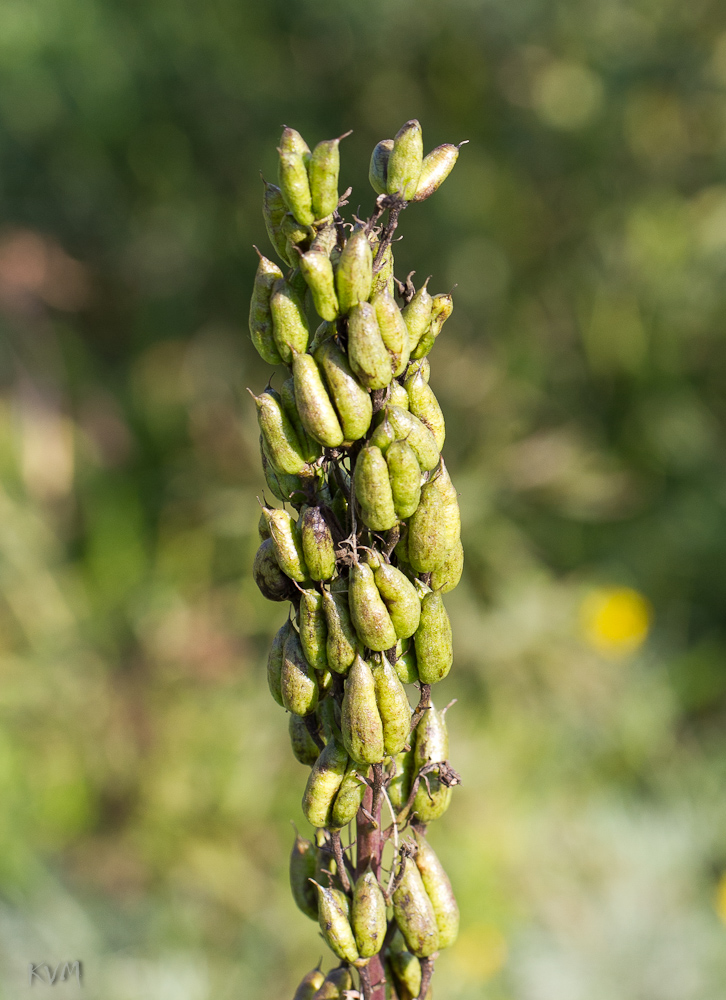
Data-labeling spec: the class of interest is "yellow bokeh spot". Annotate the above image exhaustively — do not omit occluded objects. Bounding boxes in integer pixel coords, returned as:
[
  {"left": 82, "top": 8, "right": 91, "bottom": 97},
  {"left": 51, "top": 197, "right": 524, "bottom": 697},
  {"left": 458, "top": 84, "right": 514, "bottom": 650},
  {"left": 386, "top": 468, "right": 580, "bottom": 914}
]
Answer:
[
  {"left": 580, "top": 587, "right": 652, "bottom": 658},
  {"left": 452, "top": 923, "right": 508, "bottom": 982},
  {"left": 715, "top": 873, "right": 726, "bottom": 923}
]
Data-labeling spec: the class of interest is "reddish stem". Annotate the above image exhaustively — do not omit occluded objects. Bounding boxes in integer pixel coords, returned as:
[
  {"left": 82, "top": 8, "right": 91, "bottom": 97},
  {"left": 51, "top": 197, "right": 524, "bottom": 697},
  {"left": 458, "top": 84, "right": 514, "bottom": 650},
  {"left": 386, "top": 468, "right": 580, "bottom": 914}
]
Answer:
[{"left": 356, "top": 777, "right": 386, "bottom": 1000}]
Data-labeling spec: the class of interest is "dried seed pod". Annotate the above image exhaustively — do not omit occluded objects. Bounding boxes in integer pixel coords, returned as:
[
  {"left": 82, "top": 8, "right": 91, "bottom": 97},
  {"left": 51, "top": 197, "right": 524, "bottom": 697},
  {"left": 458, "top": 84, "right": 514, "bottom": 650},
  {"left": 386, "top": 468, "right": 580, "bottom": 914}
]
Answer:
[
  {"left": 401, "top": 279, "right": 433, "bottom": 354},
  {"left": 349, "top": 562, "right": 398, "bottom": 652},
  {"left": 413, "top": 831, "right": 460, "bottom": 949},
  {"left": 261, "top": 177, "right": 289, "bottom": 263},
  {"left": 354, "top": 444, "right": 398, "bottom": 533},
  {"left": 302, "top": 733, "right": 349, "bottom": 827},
  {"left": 404, "top": 370, "right": 445, "bottom": 451},
  {"left": 289, "top": 712, "right": 321, "bottom": 766},
  {"left": 385, "top": 406, "right": 440, "bottom": 472},
  {"left": 374, "top": 562, "right": 421, "bottom": 640},
  {"left": 292, "top": 350, "right": 345, "bottom": 448},
  {"left": 298, "top": 587, "right": 329, "bottom": 672},
  {"left": 341, "top": 654, "right": 385, "bottom": 765},
  {"left": 278, "top": 127, "right": 314, "bottom": 226},
  {"left": 410, "top": 292, "right": 453, "bottom": 360},
  {"left": 386, "top": 439, "right": 422, "bottom": 521},
  {"left": 253, "top": 390, "right": 307, "bottom": 476},
  {"left": 270, "top": 277, "right": 310, "bottom": 364},
  {"left": 414, "top": 592, "right": 453, "bottom": 685},
  {"left": 407, "top": 461, "right": 461, "bottom": 573},
  {"left": 429, "top": 537, "right": 464, "bottom": 594},
  {"left": 268, "top": 618, "right": 294, "bottom": 705},
  {"left": 392, "top": 852, "right": 439, "bottom": 957},
  {"left": 322, "top": 588, "right": 359, "bottom": 675},
  {"left": 335, "top": 228, "right": 373, "bottom": 314},
  {"left": 290, "top": 832, "right": 319, "bottom": 920},
  {"left": 388, "top": 747, "right": 415, "bottom": 810},
  {"left": 299, "top": 248, "right": 339, "bottom": 321},
  {"left": 406, "top": 357, "right": 431, "bottom": 383},
  {"left": 293, "top": 967, "right": 326, "bottom": 1000},
  {"left": 387, "top": 119, "right": 424, "bottom": 201},
  {"left": 301, "top": 507, "right": 336, "bottom": 583},
  {"left": 315, "top": 339, "right": 373, "bottom": 444},
  {"left": 413, "top": 143, "right": 462, "bottom": 202},
  {"left": 280, "top": 377, "right": 323, "bottom": 465},
  {"left": 249, "top": 252, "right": 284, "bottom": 365},
  {"left": 309, "top": 135, "right": 346, "bottom": 221},
  {"left": 371, "top": 654, "right": 411, "bottom": 756},
  {"left": 264, "top": 507, "right": 308, "bottom": 582},
  {"left": 330, "top": 761, "right": 367, "bottom": 829},
  {"left": 388, "top": 380, "right": 409, "bottom": 410},
  {"left": 369, "top": 138, "right": 393, "bottom": 195},
  {"left": 352, "top": 868, "right": 387, "bottom": 958},
  {"left": 312, "top": 967, "right": 354, "bottom": 1000},
  {"left": 253, "top": 537, "right": 296, "bottom": 602},
  {"left": 348, "top": 302, "right": 394, "bottom": 391},
  {"left": 372, "top": 287, "right": 410, "bottom": 377},
  {"left": 282, "top": 628, "right": 319, "bottom": 717},
  {"left": 413, "top": 702, "right": 452, "bottom": 823},
  {"left": 313, "top": 882, "right": 360, "bottom": 965}
]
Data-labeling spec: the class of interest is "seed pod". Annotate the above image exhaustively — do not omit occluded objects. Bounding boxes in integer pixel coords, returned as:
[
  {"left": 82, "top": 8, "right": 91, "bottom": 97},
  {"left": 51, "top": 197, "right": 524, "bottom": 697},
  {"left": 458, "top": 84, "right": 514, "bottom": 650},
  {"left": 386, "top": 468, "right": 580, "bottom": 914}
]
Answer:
[
  {"left": 413, "top": 702, "right": 452, "bottom": 823},
  {"left": 282, "top": 628, "right": 319, "bottom": 716},
  {"left": 413, "top": 143, "right": 462, "bottom": 202},
  {"left": 386, "top": 440, "right": 422, "bottom": 521},
  {"left": 300, "top": 507, "right": 336, "bottom": 583},
  {"left": 312, "top": 967, "right": 354, "bottom": 1000},
  {"left": 392, "top": 853, "right": 439, "bottom": 957},
  {"left": 291, "top": 350, "right": 345, "bottom": 449},
  {"left": 290, "top": 832, "right": 319, "bottom": 920},
  {"left": 253, "top": 537, "right": 296, "bottom": 602},
  {"left": 293, "top": 967, "right": 326, "bottom": 1000},
  {"left": 372, "top": 287, "right": 410, "bottom": 377},
  {"left": 394, "top": 638, "right": 419, "bottom": 685},
  {"left": 408, "top": 461, "right": 461, "bottom": 572},
  {"left": 371, "top": 241, "right": 395, "bottom": 299},
  {"left": 390, "top": 943, "right": 422, "bottom": 999},
  {"left": 335, "top": 228, "right": 373, "bottom": 315},
  {"left": 401, "top": 279, "right": 433, "bottom": 354},
  {"left": 322, "top": 588, "right": 359, "bottom": 675},
  {"left": 348, "top": 302, "right": 394, "bottom": 391},
  {"left": 413, "top": 831, "right": 460, "bottom": 949},
  {"left": 309, "top": 134, "right": 347, "bottom": 220},
  {"left": 330, "top": 486, "right": 349, "bottom": 537},
  {"left": 430, "top": 537, "right": 464, "bottom": 594},
  {"left": 258, "top": 510, "right": 271, "bottom": 540},
  {"left": 410, "top": 292, "right": 453, "bottom": 361},
  {"left": 404, "top": 370, "right": 445, "bottom": 451},
  {"left": 282, "top": 213, "right": 313, "bottom": 264},
  {"left": 279, "top": 378, "right": 322, "bottom": 465},
  {"left": 352, "top": 869, "right": 387, "bottom": 958},
  {"left": 289, "top": 712, "right": 320, "bottom": 766},
  {"left": 406, "top": 357, "right": 431, "bottom": 383},
  {"left": 278, "top": 127, "right": 314, "bottom": 226},
  {"left": 314, "top": 342, "right": 372, "bottom": 445},
  {"left": 309, "top": 319, "right": 336, "bottom": 356},
  {"left": 330, "top": 761, "right": 367, "bottom": 829},
  {"left": 261, "top": 177, "right": 289, "bottom": 263},
  {"left": 299, "top": 249, "right": 339, "bottom": 322},
  {"left": 313, "top": 882, "right": 360, "bottom": 965},
  {"left": 259, "top": 436, "right": 311, "bottom": 505},
  {"left": 253, "top": 390, "right": 307, "bottom": 476},
  {"left": 386, "top": 406, "right": 440, "bottom": 473},
  {"left": 369, "top": 138, "right": 393, "bottom": 195},
  {"left": 298, "top": 587, "right": 329, "bottom": 672},
  {"left": 388, "top": 747, "right": 415, "bottom": 810},
  {"left": 354, "top": 444, "right": 398, "bottom": 533},
  {"left": 341, "top": 654, "right": 385, "bottom": 765},
  {"left": 317, "top": 693, "right": 340, "bottom": 741},
  {"left": 270, "top": 277, "right": 310, "bottom": 364},
  {"left": 414, "top": 591, "right": 453, "bottom": 685},
  {"left": 387, "top": 120, "right": 424, "bottom": 201},
  {"left": 268, "top": 618, "right": 294, "bottom": 705},
  {"left": 311, "top": 223, "right": 338, "bottom": 256},
  {"left": 264, "top": 507, "right": 308, "bottom": 582},
  {"left": 349, "top": 562, "right": 398, "bottom": 652},
  {"left": 302, "top": 733, "right": 349, "bottom": 827},
  {"left": 371, "top": 655, "right": 411, "bottom": 756},
  {"left": 249, "top": 252, "right": 284, "bottom": 365},
  {"left": 388, "top": 380, "right": 409, "bottom": 410},
  {"left": 373, "top": 562, "right": 421, "bottom": 640}
]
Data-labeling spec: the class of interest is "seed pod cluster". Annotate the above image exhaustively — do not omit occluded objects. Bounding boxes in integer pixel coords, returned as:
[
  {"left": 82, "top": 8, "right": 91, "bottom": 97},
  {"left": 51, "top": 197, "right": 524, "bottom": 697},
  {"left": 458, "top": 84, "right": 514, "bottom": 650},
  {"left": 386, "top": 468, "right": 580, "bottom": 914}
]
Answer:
[{"left": 249, "top": 122, "right": 465, "bottom": 998}]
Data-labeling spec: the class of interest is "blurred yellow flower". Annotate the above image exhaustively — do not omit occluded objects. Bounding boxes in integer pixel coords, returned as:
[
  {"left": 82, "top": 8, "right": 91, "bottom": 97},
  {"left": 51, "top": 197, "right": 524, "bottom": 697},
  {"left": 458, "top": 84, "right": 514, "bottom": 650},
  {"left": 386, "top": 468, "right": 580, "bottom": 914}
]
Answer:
[
  {"left": 715, "top": 872, "right": 726, "bottom": 924},
  {"left": 580, "top": 586, "right": 652, "bottom": 658},
  {"left": 451, "top": 923, "right": 508, "bottom": 982}
]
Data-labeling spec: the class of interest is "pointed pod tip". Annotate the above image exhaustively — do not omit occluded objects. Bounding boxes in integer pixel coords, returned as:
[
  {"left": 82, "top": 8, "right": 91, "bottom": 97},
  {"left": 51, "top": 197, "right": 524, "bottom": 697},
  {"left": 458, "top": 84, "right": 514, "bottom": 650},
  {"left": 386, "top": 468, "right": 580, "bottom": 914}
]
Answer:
[{"left": 457, "top": 139, "right": 470, "bottom": 148}]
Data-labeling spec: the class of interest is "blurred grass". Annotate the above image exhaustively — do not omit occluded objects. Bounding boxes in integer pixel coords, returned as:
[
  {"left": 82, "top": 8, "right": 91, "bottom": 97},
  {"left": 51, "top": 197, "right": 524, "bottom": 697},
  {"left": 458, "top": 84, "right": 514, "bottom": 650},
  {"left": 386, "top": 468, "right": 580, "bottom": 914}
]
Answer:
[{"left": 1, "top": 0, "right": 726, "bottom": 997}]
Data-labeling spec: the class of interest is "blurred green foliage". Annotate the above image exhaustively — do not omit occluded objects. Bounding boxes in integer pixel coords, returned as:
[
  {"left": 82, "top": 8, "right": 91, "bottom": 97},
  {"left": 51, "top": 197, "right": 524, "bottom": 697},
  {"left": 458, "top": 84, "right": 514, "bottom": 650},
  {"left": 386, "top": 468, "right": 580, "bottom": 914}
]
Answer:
[{"left": 1, "top": 0, "right": 726, "bottom": 997}]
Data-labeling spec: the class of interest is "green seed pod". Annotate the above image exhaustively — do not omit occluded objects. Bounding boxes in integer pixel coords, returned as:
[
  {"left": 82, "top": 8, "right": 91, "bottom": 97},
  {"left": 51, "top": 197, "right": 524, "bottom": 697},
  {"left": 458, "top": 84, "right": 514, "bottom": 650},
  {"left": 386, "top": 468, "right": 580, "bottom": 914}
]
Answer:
[
  {"left": 282, "top": 628, "right": 319, "bottom": 716},
  {"left": 388, "top": 380, "right": 409, "bottom": 410},
  {"left": 309, "top": 319, "right": 336, "bottom": 355},
  {"left": 369, "top": 138, "right": 393, "bottom": 196},
  {"left": 371, "top": 241, "right": 395, "bottom": 299},
  {"left": 335, "top": 228, "right": 373, "bottom": 315},
  {"left": 253, "top": 537, "right": 296, "bottom": 602},
  {"left": 413, "top": 831, "right": 460, "bottom": 949},
  {"left": 387, "top": 120, "right": 424, "bottom": 201},
  {"left": 301, "top": 507, "right": 336, "bottom": 583},
  {"left": 408, "top": 461, "right": 461, "bottom": 572},
  {"left": 298, "top": 587, "right": 329, "bottom": 672},
  {"left": 392, "top": 853, "right": 439, "bottom": 957},
  {"left": 315, "top": 340, "right": 373, "bottom": 444},
  {"left": 371, "top": 654, "right": 411, "bottom": 756},
  {"left": 268, "top": 618, "right": 294, "bottom": 706},
  {"left": 322, "top": 589, "right": 359, "bottom": 675},
  {"left": 264, "top": 507, "right": 308, "bottom": 582},
  {"left": 318, "top": 668, "right": 334, "bottom": 700},
  {"left": 406, "top": 357, "right": 431, "bottom": 383},
  {"left": 261, "top": 177, "right": 290, "bottom": 264},
  {"left": 372, "top": 287, "right": 410, "bottom": 378},
  {"left": 390, "top": 946, "right": 422, "bottom": 999},
  {"left": 290, "top": 832, "right": 319, "bottom": 920},
  {"left": 373, "top": 562, "right": 421, "bottom": 640},
  {"left": 312, "top": 967, "right": 354, "bottom": 1000},
  {"left": 249, "top": 251, "right": 284, "bottom": 365},
  {"left": 292, "top": 350, "right": 345, "bottom": 448},
  {"left": 330, "top": 486, "right": 350, "bottom": 537},
  {"left": 414, "top": 591, "right": 453, "bottom": 685},
  {"left": 293, "top": 968, "right": 326, "bottom": 1000},
  {"left": 309, "top": 134, "right": 348, "bottom": 220},
  {"left": 311, "top": 223, "right": 338, "bottom": 256},
  {"left": 430, "top": 537, "right": 464, "bottom": 594},
  {"left": 280, "top": 378, "right": 323, "bottom": 465},
  {"left": 413, "top": 702, "right": 452, "bottom": 823},
  {"left": 404, "top": 370, "right": 445, "bottom": 450},
  {"left": 354, "top": 444, "right": 398, "bottom": 533},
  {"left": 302, "top": 733, "right": 349, "bottom": 827},
  {"left": 258, "top": 510, "right": 271, "bottom": 540},
  {"left": 386, "top": 406, "right": 440, "bottom": 473},
  {"left": 349, "top": 562, "right": 398, "bottom": 652},
  {"left": 410, "top": 292, "right": 453, "bottom": 360},
  {"left": 299, "top": 249, "right": 339, "bottom": 322},
  {"left": 401, "top": 279, "right": 433, "bottom": 354},
  {"left": 278, "top": 127, "right": 314, "bottom": 226},
  {"left": 341, "top": 654, "right": 385, "bottom": 765},
  {"left": 259, "top": 436, "right": 311, "bottom": 505},
  {"left": 388, "top": 747, "right": 415, "bottom": 810},
  {"left": 394, "top": 638, "right": 419, "bottom": 685},
  {"left": 348, "top": 302, "right": 394, "bottom": 391},
  {"left": 317, "top": 693, "right": 340, "bottom": 741},
  {"left": 368, "top": 413, "right": 396, "bottom": 455},
  {"left": 313, "top": 882, "right": 360, "bottom": 965},
  {"left": 270, "top": 278, "right": 310, "bottom": 364},
  {"left": 330, "top": 761, "right": 367, "bottom": 829},
  {"left": 413, "top": 143, "right": 462, "bottom": 202},
  {"left": 282, "top": 213, "right": 313, "bottom": 264},
  {"left": 352, "top": 869, "right": 387, "bottom": 958},
  {"left": 386, "top": 439, "right": 422, "bottom": 523},
  {"left": 289, "top": 712, "right": 321, "bottom": 766},
  {"left": 253, "top": 390, "right": 307, "bottom": 476}
]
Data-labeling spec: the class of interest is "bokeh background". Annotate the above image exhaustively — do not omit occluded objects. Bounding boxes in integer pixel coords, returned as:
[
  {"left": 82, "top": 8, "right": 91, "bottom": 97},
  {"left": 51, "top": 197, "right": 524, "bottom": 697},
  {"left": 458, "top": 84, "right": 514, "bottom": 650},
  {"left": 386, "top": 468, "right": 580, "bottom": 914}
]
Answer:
[{"left": 1, "top": 0, "right": 726, "bottom": 997}]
